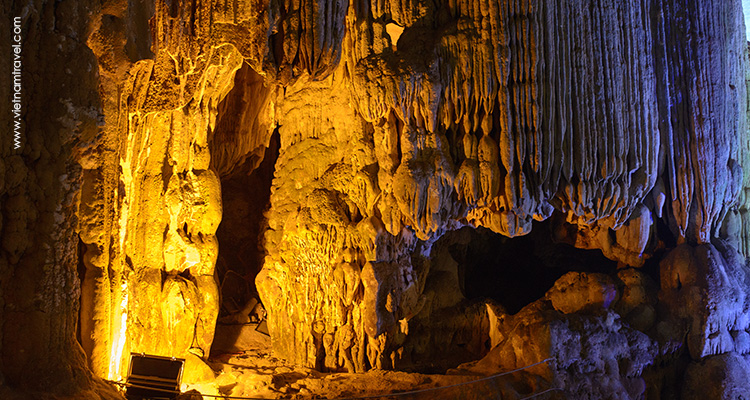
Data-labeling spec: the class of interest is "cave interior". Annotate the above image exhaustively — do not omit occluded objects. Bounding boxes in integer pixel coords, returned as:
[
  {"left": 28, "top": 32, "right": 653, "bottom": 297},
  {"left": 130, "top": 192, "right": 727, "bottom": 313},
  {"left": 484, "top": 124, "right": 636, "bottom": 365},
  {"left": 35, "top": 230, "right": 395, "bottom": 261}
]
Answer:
[{"left": 2, "top": 0, "right": 750, "bottom": 399}]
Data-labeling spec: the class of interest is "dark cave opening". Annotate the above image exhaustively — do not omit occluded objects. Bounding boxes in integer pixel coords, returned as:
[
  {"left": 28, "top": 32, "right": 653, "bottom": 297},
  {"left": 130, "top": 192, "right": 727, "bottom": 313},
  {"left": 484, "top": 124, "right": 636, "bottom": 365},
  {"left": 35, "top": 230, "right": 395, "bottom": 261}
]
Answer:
[
  {"left": 405, "top": 218, "right": 622, "bottom": 373},
  {"left": 214, "top": 130, "right": 279, "bottom": 318},
  {"left": 207, "top": 62, "right": 279, "bottom": 356},
  {"left": 209, "top": 130, "right": 279, "bottom": 357},
  {"left": 437, "top": 218, "right": 620, "bottom": 315}
]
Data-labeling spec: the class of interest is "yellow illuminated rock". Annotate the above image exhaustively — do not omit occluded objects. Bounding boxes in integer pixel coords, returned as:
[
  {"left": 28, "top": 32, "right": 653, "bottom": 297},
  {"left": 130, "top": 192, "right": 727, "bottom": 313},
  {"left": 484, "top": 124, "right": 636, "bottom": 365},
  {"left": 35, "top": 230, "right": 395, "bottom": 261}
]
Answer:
[{"left": 5, "top": 0, "right": 750, "bottom": 399}]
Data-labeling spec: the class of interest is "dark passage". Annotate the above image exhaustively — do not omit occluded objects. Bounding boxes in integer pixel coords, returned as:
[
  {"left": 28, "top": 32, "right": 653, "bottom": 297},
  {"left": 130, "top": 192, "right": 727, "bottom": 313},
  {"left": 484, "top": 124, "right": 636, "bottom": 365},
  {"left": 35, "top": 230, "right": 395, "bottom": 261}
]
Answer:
[
  {"left": 445, "top": 220, "right": 619, "bottom": 314},
  {"left": 214, "top": 131, "right": 279, "bottom": 318},
  {"left": 207, "top": 63, "right": 279, "bottom": 358}
]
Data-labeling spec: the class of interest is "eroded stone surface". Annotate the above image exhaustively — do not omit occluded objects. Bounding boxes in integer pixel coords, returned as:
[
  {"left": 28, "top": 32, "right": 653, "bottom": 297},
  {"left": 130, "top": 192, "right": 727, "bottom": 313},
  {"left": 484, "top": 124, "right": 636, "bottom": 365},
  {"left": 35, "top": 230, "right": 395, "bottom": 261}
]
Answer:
[
  {"left": 660, "top": 242, "right": 750, "bottom": 360},
  {"left": 546, "top": 272, "right": 618, "bottom": 315},
  {"left": 78, "top": 0, "right": 271, "bottom": 387},
  {"left": 6, "top": 0, "right": 750, "bottom": 398},
  {"left": 255, "top": 0, "right": 748, "bottom": 376},
  {"left": 682, "top": 353, "right": 750, "bottom": 400},
  {"left": 0, "top": 0, "right": 123, "bottom": 398},
  {"left": 465, "top": 301, "right": 658, "bottom": 400}
]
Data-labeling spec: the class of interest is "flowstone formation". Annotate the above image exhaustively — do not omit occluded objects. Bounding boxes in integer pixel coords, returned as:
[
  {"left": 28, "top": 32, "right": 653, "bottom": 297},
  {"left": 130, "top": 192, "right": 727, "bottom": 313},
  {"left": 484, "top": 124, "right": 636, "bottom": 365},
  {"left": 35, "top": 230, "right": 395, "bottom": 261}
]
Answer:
[
  {"left": 256, "top": 0, "right": 749, "bottom": 389},
  {"left": 2, "top": 0, "right": 750, "bottom": 399}
]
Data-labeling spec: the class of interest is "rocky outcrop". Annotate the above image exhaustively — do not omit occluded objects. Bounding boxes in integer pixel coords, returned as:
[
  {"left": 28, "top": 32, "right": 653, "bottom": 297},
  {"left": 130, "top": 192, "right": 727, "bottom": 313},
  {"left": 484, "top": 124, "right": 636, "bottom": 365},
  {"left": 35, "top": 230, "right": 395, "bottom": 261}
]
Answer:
[
  {"left": 473, "top": 306, "right": 658, "bottom": 400},
  {"left": 682, "top": 353, "right": 750, "bottom": 400},
  {"left": 78, "top": 0, "right": 273, "bottom": 390},
  {"left": 75, "top": 0, "right": 748, "bottom": 384},
  {"left": 257, "top": 0, "right": 748, "bottom": 375},
  {"left": 545, "top": 272, "right": 618, "bottom": 315},
  {"left": 448, "top": 265, "right": 669, "bottom": 400},
  {"left": 660, "top": 242, "right": 750, "bottom": 360},
  {"left": 0, "top": 0, "right": 121, "bottom": 398},
  {"left": 5, "top": 0, "right": 748, "bottom": 398}
]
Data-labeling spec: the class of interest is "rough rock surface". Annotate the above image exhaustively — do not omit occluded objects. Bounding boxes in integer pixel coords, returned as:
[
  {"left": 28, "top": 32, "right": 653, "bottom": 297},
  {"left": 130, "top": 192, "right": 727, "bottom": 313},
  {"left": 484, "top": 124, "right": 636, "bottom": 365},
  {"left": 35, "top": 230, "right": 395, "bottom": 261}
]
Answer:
[
  {"left": 546, "top": 272, "right": 618, "bottom": 315},
  {"left": 464, "top": 302, "right": 658, "bottom": 400},
  {"left": 255, "top": 0, "right": 749, "bottom": 377},
  {"left": 3, "top": 0, "right": 750, "bottom": 399},
  {"left": 682, "top": 353, "right": 750, "bottom": 400},
  {"left": 660, "top": 242, "right": 750, "bottom": 360},
  {"left": 0, "top": 0, "right": 122, "bottom": 398}
]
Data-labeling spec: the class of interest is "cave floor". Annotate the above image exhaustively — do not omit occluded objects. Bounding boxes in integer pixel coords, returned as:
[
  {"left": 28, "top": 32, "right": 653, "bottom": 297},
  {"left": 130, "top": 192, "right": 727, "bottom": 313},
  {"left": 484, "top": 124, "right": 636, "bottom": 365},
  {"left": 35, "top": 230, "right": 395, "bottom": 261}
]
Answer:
[{"left": 206, "top": 323, "right": 559, "bottom": 400}]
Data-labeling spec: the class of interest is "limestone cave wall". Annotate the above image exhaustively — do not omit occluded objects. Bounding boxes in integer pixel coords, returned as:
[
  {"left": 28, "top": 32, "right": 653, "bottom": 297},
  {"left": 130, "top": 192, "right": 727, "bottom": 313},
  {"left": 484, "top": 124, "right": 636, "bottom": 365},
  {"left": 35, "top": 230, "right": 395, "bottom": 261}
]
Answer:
[
  {"left": 2, "top": 0, "right": 750, "bottom": 398},
  {"left": 0, "top": 0, "right": 120, "bottom": 398}
]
